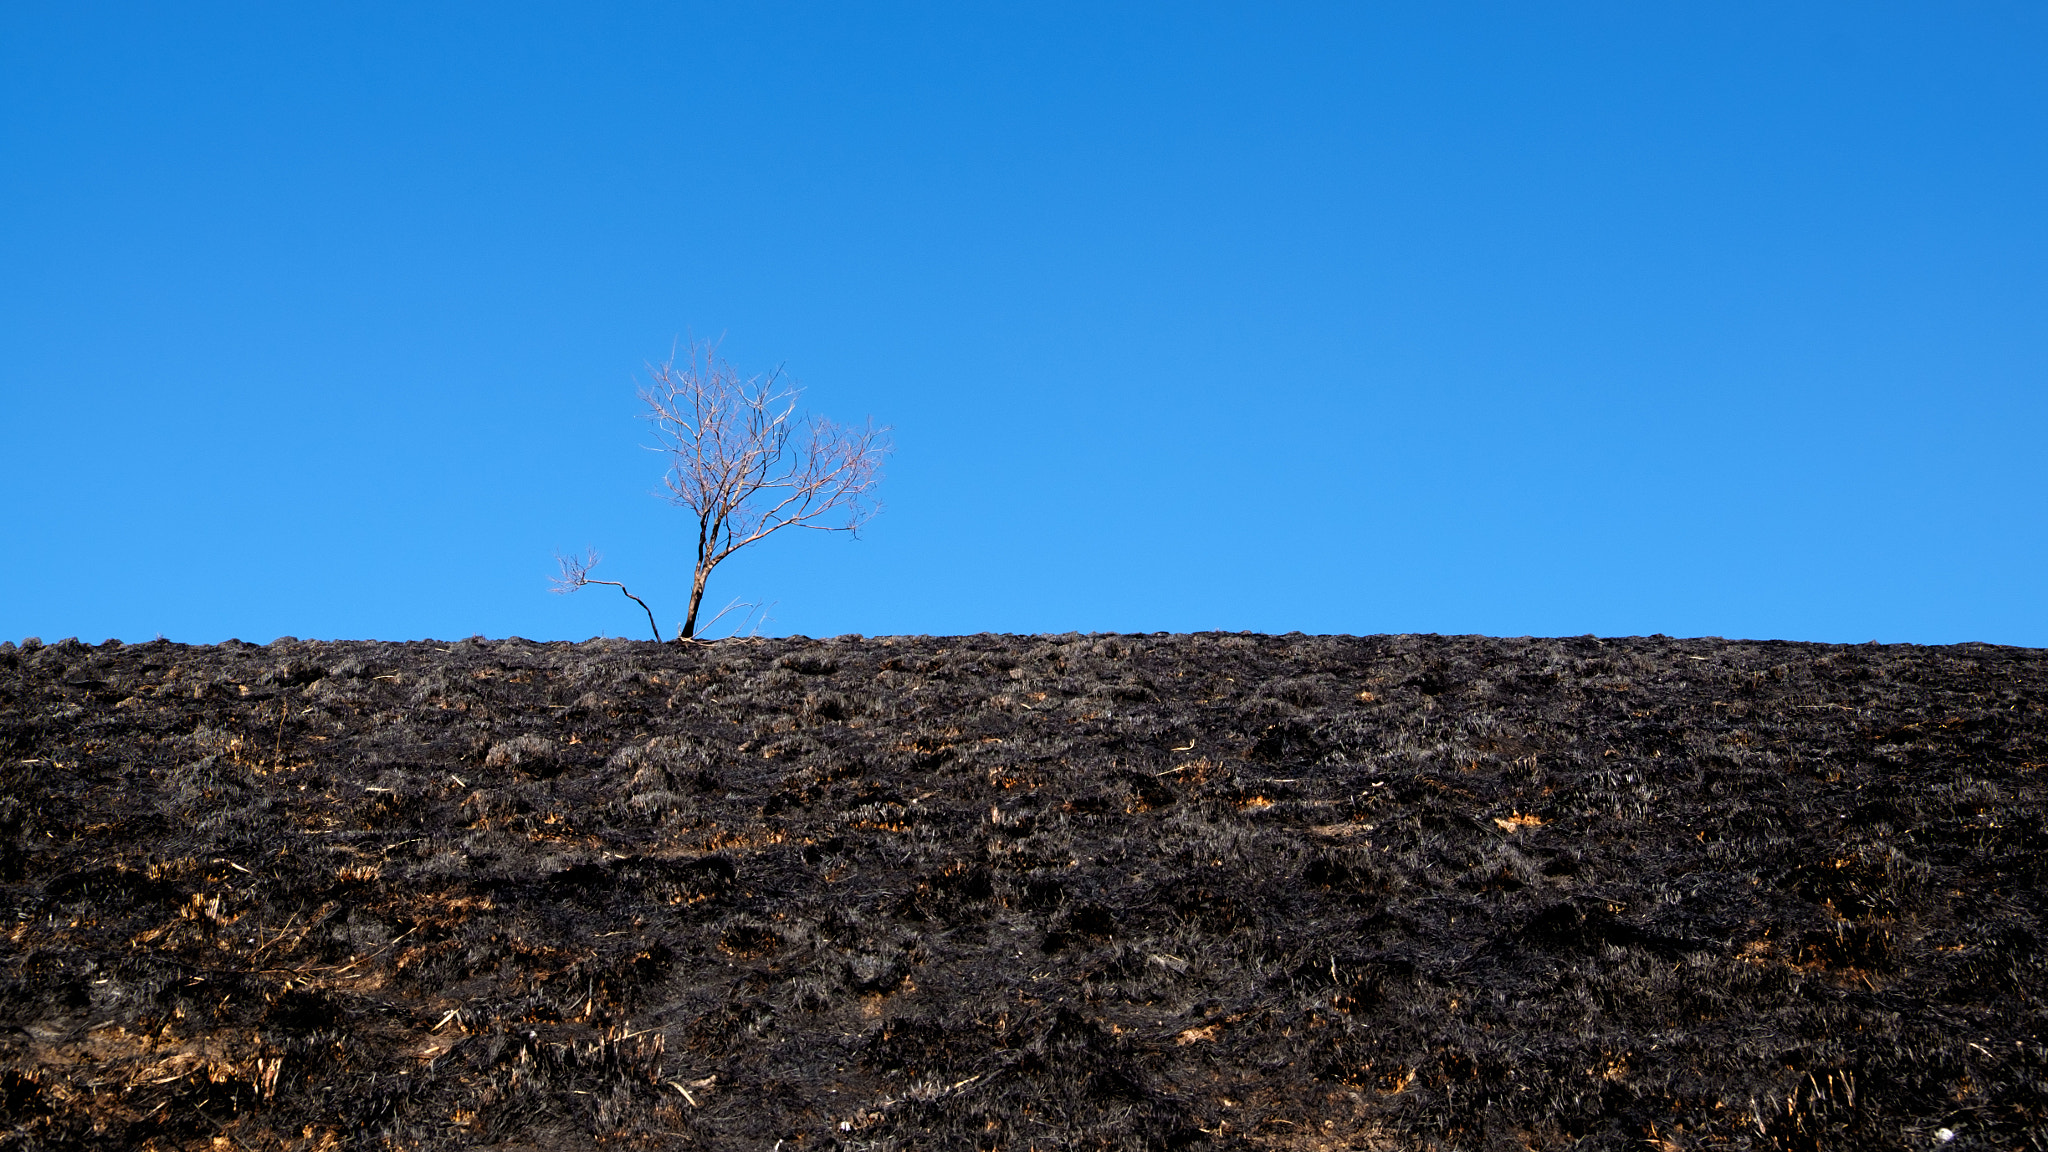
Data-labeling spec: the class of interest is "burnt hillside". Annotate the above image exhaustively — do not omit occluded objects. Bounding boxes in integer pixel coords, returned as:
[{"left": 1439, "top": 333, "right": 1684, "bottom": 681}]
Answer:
[{"left": 1, "top": 631, "right": 2044, "bottom": 1151}]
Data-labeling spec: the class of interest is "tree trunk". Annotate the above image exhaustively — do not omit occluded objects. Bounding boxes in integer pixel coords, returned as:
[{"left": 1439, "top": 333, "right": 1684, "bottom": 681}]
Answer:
[{"left": 679, "top": 565, "right": 712, "bottom": 639}]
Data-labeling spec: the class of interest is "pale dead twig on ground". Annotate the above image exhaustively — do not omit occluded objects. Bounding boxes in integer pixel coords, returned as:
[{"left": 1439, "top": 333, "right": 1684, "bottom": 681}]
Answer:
[{"left": 694, "top": 596, "right": 777, "bottom": 641}]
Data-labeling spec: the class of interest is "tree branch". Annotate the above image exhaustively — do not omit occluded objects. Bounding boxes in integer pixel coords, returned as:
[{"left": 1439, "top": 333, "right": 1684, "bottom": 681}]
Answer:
[{"left": 549, "top": 549, "right": 663, "bottom": 641}]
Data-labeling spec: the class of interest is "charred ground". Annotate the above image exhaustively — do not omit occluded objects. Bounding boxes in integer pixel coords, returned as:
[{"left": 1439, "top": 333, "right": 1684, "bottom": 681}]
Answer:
[{"left": 1, "top": 631, "right": 2044, "bottom": 1151}]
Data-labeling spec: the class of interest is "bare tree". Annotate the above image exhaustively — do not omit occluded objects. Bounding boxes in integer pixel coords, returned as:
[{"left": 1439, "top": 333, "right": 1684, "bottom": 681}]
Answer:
[
  {"left": 640, "top": 342, "right": 888, "bottom": 639},
  {"left": 550, "top": 549, "right": 664, "bottom": 641}
]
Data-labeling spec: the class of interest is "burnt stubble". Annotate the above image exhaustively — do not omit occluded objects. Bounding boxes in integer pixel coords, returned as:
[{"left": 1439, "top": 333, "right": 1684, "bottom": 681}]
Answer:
[{"left": 1, "top": 632, "right": 2043, "bottom": 1150}]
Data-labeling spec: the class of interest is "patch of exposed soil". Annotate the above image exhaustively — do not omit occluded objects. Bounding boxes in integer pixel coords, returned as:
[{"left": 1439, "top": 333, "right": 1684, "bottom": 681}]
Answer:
[{"left": 1, "top": 631, "right": 2045, "bottom": 1150}]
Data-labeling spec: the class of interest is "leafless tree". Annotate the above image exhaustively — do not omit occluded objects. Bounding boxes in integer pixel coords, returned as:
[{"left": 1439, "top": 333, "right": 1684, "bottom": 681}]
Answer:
[
  {"left": 550, "top": 549, "right": 664, "bottom": 641},
  {"left": 640, "top": 341, "right": 888, "bottom": 638}
]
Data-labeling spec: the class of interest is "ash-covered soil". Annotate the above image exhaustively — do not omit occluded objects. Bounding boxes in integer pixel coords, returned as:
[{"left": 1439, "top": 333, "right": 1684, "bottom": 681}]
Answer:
[{"left": 2, "top": 631, "right": 2045, "bottom": 1151}]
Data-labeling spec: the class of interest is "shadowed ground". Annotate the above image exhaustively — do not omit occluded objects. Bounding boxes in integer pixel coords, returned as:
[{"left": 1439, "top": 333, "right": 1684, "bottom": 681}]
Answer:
[{"left": 1, "top": 631, "right": 2043, "bottom": 1150}]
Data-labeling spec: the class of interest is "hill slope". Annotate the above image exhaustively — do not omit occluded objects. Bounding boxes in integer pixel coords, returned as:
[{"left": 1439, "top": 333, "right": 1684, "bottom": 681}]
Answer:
[{"left": 2, "top": 632, "right": 2044, "bottom": 1150}]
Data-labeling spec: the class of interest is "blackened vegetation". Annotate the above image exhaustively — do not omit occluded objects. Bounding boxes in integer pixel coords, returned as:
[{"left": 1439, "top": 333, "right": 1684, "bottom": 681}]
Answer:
[{"left": 0, "top": 632, "right": 2044, "bottom": 1151}]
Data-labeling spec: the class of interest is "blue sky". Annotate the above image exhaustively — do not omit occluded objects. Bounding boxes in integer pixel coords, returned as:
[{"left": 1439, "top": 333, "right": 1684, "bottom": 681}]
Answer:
[{"left": 4, "top": 3, "right": 2044, "bottom": 646}]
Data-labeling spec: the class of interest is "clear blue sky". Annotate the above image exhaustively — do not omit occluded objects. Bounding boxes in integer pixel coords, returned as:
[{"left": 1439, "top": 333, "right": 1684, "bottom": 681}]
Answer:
[{"left": 4, "top": 3, "right": 2044, "bottom": 646}]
